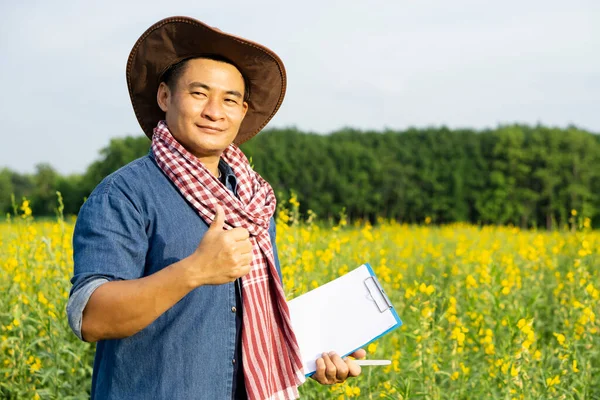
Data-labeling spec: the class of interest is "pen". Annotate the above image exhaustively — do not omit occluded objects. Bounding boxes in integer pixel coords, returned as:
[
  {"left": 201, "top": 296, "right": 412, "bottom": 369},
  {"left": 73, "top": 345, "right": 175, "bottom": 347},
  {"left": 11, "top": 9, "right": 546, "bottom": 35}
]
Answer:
[{"left": 353, "top": 359, "right": 391, "bottom": 366}]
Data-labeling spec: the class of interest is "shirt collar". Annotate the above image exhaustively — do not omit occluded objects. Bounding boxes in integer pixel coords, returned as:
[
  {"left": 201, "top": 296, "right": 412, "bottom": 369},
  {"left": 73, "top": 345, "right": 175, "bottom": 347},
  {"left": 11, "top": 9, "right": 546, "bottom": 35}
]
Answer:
[
  {"left": 150, "top": 149, "right": 238, "bottom": 196},
  {"left": 218, "top": 158, "right": 238, "bottom": 196}
]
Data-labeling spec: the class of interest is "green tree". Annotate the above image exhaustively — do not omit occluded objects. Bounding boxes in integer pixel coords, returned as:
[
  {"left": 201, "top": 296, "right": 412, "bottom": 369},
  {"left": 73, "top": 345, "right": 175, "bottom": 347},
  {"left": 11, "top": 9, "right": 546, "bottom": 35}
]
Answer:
[
  {"left": 82, "top": 136, "right": 150, "bottom": 194},
  {"left": 0, "top": 168, "right": 15, "bottom": 215},
  {"left": 31, "top": 163, "right": 59, "bottom": 215}
]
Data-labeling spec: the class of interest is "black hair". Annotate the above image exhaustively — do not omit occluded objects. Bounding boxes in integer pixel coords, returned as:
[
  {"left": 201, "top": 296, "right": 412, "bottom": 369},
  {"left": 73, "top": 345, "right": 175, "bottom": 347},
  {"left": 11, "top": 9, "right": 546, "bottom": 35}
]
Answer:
[{"left": 160, "top": 55, "right": 250, "bottom": 102}]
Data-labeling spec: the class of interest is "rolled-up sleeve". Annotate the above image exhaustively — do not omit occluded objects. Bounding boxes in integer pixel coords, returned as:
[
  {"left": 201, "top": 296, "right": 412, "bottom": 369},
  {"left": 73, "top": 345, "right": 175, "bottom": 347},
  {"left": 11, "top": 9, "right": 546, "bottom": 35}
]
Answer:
[
  {"left": 66, "top": 277, "right": 109, "bottom": 340},
  {"left": 67, "top": 189, "right": 147, "bottom": 341}
]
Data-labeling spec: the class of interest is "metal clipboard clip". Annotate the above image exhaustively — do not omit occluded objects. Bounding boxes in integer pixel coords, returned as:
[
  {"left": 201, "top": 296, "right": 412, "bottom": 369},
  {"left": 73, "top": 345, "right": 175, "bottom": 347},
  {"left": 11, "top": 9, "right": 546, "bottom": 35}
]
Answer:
[{"left": 364, "top": 275, "right": 393, "bottom": 313}]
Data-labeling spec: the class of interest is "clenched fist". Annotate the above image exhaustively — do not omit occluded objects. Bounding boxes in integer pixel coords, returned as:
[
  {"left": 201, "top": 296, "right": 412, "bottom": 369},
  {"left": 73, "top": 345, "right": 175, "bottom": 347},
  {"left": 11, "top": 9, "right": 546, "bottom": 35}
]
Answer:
[{"left": 186, "top": 204, "right": 253, "bottom": 286}]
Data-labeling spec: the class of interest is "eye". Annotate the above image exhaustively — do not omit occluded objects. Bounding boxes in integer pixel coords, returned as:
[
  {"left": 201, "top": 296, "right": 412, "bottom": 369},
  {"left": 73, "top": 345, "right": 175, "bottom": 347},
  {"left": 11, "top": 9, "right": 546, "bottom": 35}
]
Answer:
[
  {"left": 192, "top": 91, "right": 208, "bottom": 97},
  {"left": 225, "top": 98, "right": 238, "bottom": 104}
]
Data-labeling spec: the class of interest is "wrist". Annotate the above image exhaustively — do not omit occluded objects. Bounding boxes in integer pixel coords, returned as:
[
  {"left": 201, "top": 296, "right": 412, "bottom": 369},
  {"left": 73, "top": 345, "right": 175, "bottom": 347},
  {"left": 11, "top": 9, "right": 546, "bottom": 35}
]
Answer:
[{"left": 177, "top": 253, "right": 205, "bottom": 290}]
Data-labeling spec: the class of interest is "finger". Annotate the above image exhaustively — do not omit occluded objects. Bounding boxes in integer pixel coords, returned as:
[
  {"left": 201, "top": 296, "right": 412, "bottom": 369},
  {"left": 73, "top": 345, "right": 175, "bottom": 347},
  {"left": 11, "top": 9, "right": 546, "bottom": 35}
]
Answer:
[
  {"left": 210, "top": 204, "right": 225, "bottom": 231},
  {"left": 313, "top": 357, "right": 326, "bottom": 384},
  {"left": 238, "top": 239, "right": 253, "bottom": 255},
  {"left": 322, "top": 352, "right": 337, "bottom": 383},
  {"left": 235, "top": 264, "right": 252, "bottom": 279},
  {"left": 237, "top": 253, "right": 254, "bottom": 268},
  {"left": 329, "top": 352, "right": 349, "bottom": 381},
  {"left": 351, "top": 348, "right": 367, "bottom": 359},
  {"left": 229, "top": 227, "right": 250, "bottom": 241},
  {"left": 345, "top": 358, "right": 362, "bottom": 377}
]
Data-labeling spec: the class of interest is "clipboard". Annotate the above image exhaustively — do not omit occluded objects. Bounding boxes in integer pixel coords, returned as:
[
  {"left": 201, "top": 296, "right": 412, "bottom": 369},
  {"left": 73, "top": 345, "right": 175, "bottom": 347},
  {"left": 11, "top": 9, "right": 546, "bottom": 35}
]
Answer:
[{"left": 287, "top": 263, "right": 402, "bottom": 376}]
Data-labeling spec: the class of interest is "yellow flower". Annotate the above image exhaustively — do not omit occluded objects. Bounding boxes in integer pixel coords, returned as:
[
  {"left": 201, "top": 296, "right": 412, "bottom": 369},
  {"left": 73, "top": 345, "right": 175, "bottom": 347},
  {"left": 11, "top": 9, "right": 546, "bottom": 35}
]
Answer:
[
  {"left": 367, "top": 342, "right": 377, "bottom": 354},
  {"left": 38, "top": 292, "right": 49, "bottom": 305},
  {"left": 572, "top": 359, "right": 579, "bottom": 373},
  {"left": 419, "top": 283, "right": 435, "bottom": 295},
  {"left": 579, "top": 307, "right": 596, "bottom": 325},
  {"left": 404, "top": 287, "right": 416, "bottom": 299},
  {"left": 585, "top": 283, "right": 599, "bottom": 299},
  {"left": 344, "top": 385, "right": 354, "bottom": 397},
  {"left": 466, "top": 274, "right": 478, "bottom": 288},
  {"left": 421, "top": 306, "right": 434, "bottom": 318},
  {"left": 553, "top": 333, "right": 566, "bottom": 345},
  {"left": 288, "top": 193, "right": 300, "bottom": 209},
  {"left": 451, "top": 326, "right": 467, "bottom": 346},
  {"left": 29, "top": 358, "right": 42, "bottom": 374},
  {"left": 20, "top": 199, "right": 33, "bottom": 217},
  {"left": 460, "top": 362, "right": 470, "bottom": 375},
  {"left": 510, "top": 365, "right": 519, "bottom": 377},
  {"left": 343, "top": 385, "right": 361, "bottom": 398},
  {"left": 546, "top": 375, "right": 560, "bottom": 386}
]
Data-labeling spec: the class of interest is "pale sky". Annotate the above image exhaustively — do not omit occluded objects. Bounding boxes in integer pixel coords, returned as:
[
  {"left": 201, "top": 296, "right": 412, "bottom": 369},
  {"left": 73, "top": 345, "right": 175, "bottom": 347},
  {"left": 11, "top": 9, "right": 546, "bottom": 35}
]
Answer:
[{"left": 1, "top": 0, "right": 599, "bottom": 174}]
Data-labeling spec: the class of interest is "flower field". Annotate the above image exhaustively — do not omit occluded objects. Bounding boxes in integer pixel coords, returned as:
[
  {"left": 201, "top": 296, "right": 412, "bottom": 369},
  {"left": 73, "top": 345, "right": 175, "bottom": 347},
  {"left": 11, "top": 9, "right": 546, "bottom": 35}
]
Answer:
[{"left": 1, "top": 199, "right": 599, "bottom": 399}]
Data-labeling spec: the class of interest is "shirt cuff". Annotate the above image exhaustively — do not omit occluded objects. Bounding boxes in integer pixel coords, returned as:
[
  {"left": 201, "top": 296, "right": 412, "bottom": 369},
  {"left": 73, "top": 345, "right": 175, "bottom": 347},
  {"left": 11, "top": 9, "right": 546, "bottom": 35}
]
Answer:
[{"left": 66, "top": 278, "right": 110, "bottom": 341}]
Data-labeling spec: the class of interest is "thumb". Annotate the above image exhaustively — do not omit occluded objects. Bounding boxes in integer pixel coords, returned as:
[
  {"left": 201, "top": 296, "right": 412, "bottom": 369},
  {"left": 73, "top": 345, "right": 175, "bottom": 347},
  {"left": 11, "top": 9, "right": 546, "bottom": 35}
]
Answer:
[{"left": 210, "top": 204, "right": 226, "bottom": 231}]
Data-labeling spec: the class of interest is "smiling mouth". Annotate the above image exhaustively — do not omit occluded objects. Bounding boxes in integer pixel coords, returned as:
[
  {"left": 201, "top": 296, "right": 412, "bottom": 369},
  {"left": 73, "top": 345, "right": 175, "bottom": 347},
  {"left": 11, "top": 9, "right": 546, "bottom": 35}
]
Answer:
[{"left": 196, "top": 124, "right": 224, "bottom": 133}]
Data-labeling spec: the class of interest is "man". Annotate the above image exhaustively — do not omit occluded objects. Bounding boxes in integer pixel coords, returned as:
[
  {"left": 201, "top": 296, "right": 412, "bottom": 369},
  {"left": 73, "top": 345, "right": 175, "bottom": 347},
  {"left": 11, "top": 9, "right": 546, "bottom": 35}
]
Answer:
[{"left": 67, "top": 16, "right": 365, "bottom": 400}]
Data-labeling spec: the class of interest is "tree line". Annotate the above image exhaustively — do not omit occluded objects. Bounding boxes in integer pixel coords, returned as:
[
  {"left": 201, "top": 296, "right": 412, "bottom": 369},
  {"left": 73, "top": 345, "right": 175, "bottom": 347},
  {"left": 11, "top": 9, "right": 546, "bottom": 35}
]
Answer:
[{"left": 1, "top": 125, "right": 599, "bottom": 229}]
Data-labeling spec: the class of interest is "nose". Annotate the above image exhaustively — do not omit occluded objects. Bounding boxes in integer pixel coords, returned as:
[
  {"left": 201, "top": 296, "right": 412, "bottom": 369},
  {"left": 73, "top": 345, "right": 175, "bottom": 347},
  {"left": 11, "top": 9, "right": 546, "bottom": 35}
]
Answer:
[{"left": 201, "top": 96, "right": 225, "bottom": 121}]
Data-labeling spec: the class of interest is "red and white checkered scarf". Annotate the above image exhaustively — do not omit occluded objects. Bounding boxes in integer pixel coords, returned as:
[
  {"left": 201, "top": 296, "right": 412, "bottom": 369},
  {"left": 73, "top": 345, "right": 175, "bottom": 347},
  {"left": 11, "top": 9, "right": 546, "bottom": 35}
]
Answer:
[{"left": 151, "top": 121, "right": 305, "bottom": 399}]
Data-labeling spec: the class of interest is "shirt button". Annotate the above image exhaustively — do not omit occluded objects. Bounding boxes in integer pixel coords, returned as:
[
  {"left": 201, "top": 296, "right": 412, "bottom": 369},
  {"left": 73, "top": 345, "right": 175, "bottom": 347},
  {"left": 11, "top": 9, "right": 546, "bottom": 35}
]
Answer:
[
  {"left": 231, "top": 306, "right": 237, "bottom": 313},
  {"left": 232, "top": 359, "right": 236, "bottom": 365}
]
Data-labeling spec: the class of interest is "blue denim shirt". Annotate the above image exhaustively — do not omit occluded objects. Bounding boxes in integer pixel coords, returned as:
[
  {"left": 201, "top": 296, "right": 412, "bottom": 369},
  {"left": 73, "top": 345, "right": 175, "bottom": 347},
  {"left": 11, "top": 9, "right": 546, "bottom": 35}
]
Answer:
[{"left": 66, "top": 152, "right": 282, "bottom": 399}]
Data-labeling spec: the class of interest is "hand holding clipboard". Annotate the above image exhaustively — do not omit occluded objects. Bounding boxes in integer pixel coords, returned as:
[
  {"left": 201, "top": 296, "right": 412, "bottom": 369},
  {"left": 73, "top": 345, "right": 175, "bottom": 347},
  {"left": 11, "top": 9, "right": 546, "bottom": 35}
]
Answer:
[{"left": 287, "top": 263, "right": 402, "bottom": 376}]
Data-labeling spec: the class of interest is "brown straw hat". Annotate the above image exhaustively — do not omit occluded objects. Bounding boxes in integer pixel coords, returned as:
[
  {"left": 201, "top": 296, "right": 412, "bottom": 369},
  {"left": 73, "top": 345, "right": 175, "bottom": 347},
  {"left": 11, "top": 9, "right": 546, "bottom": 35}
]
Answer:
[{"left": 126, "top": 16, "right": 287, "bottom": 145}]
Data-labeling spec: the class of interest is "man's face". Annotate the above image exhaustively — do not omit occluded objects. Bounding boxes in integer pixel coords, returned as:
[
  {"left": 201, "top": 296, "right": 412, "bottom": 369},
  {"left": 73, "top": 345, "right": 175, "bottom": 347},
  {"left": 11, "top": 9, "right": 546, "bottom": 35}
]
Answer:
[{"left": 157, "top": 58, "right": 248, "bottom": 159}]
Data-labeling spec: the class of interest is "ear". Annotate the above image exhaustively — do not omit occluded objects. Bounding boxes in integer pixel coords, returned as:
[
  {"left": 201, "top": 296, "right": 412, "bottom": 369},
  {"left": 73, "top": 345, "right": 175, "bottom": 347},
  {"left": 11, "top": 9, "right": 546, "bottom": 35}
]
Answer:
[
  {"left": 241, "top": 101, "right": 249, "bottom": 119},
  {"left": 157, "top": 82, "right": 170, "bottom": 113}
]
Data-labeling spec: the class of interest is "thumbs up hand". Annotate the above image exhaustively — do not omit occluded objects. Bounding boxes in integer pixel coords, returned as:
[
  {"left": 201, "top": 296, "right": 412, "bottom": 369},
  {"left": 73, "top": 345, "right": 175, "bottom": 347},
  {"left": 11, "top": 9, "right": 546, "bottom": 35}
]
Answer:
[{"left": 187, "top": 204, "right": 253, "bottom": 287}]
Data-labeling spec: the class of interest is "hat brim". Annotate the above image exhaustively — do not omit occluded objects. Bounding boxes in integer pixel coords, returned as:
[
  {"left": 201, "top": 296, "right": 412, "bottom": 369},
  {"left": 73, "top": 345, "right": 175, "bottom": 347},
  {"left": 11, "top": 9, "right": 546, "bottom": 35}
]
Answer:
[{"left": 126, "top": 16, "right": 286, "bottom": 145}]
